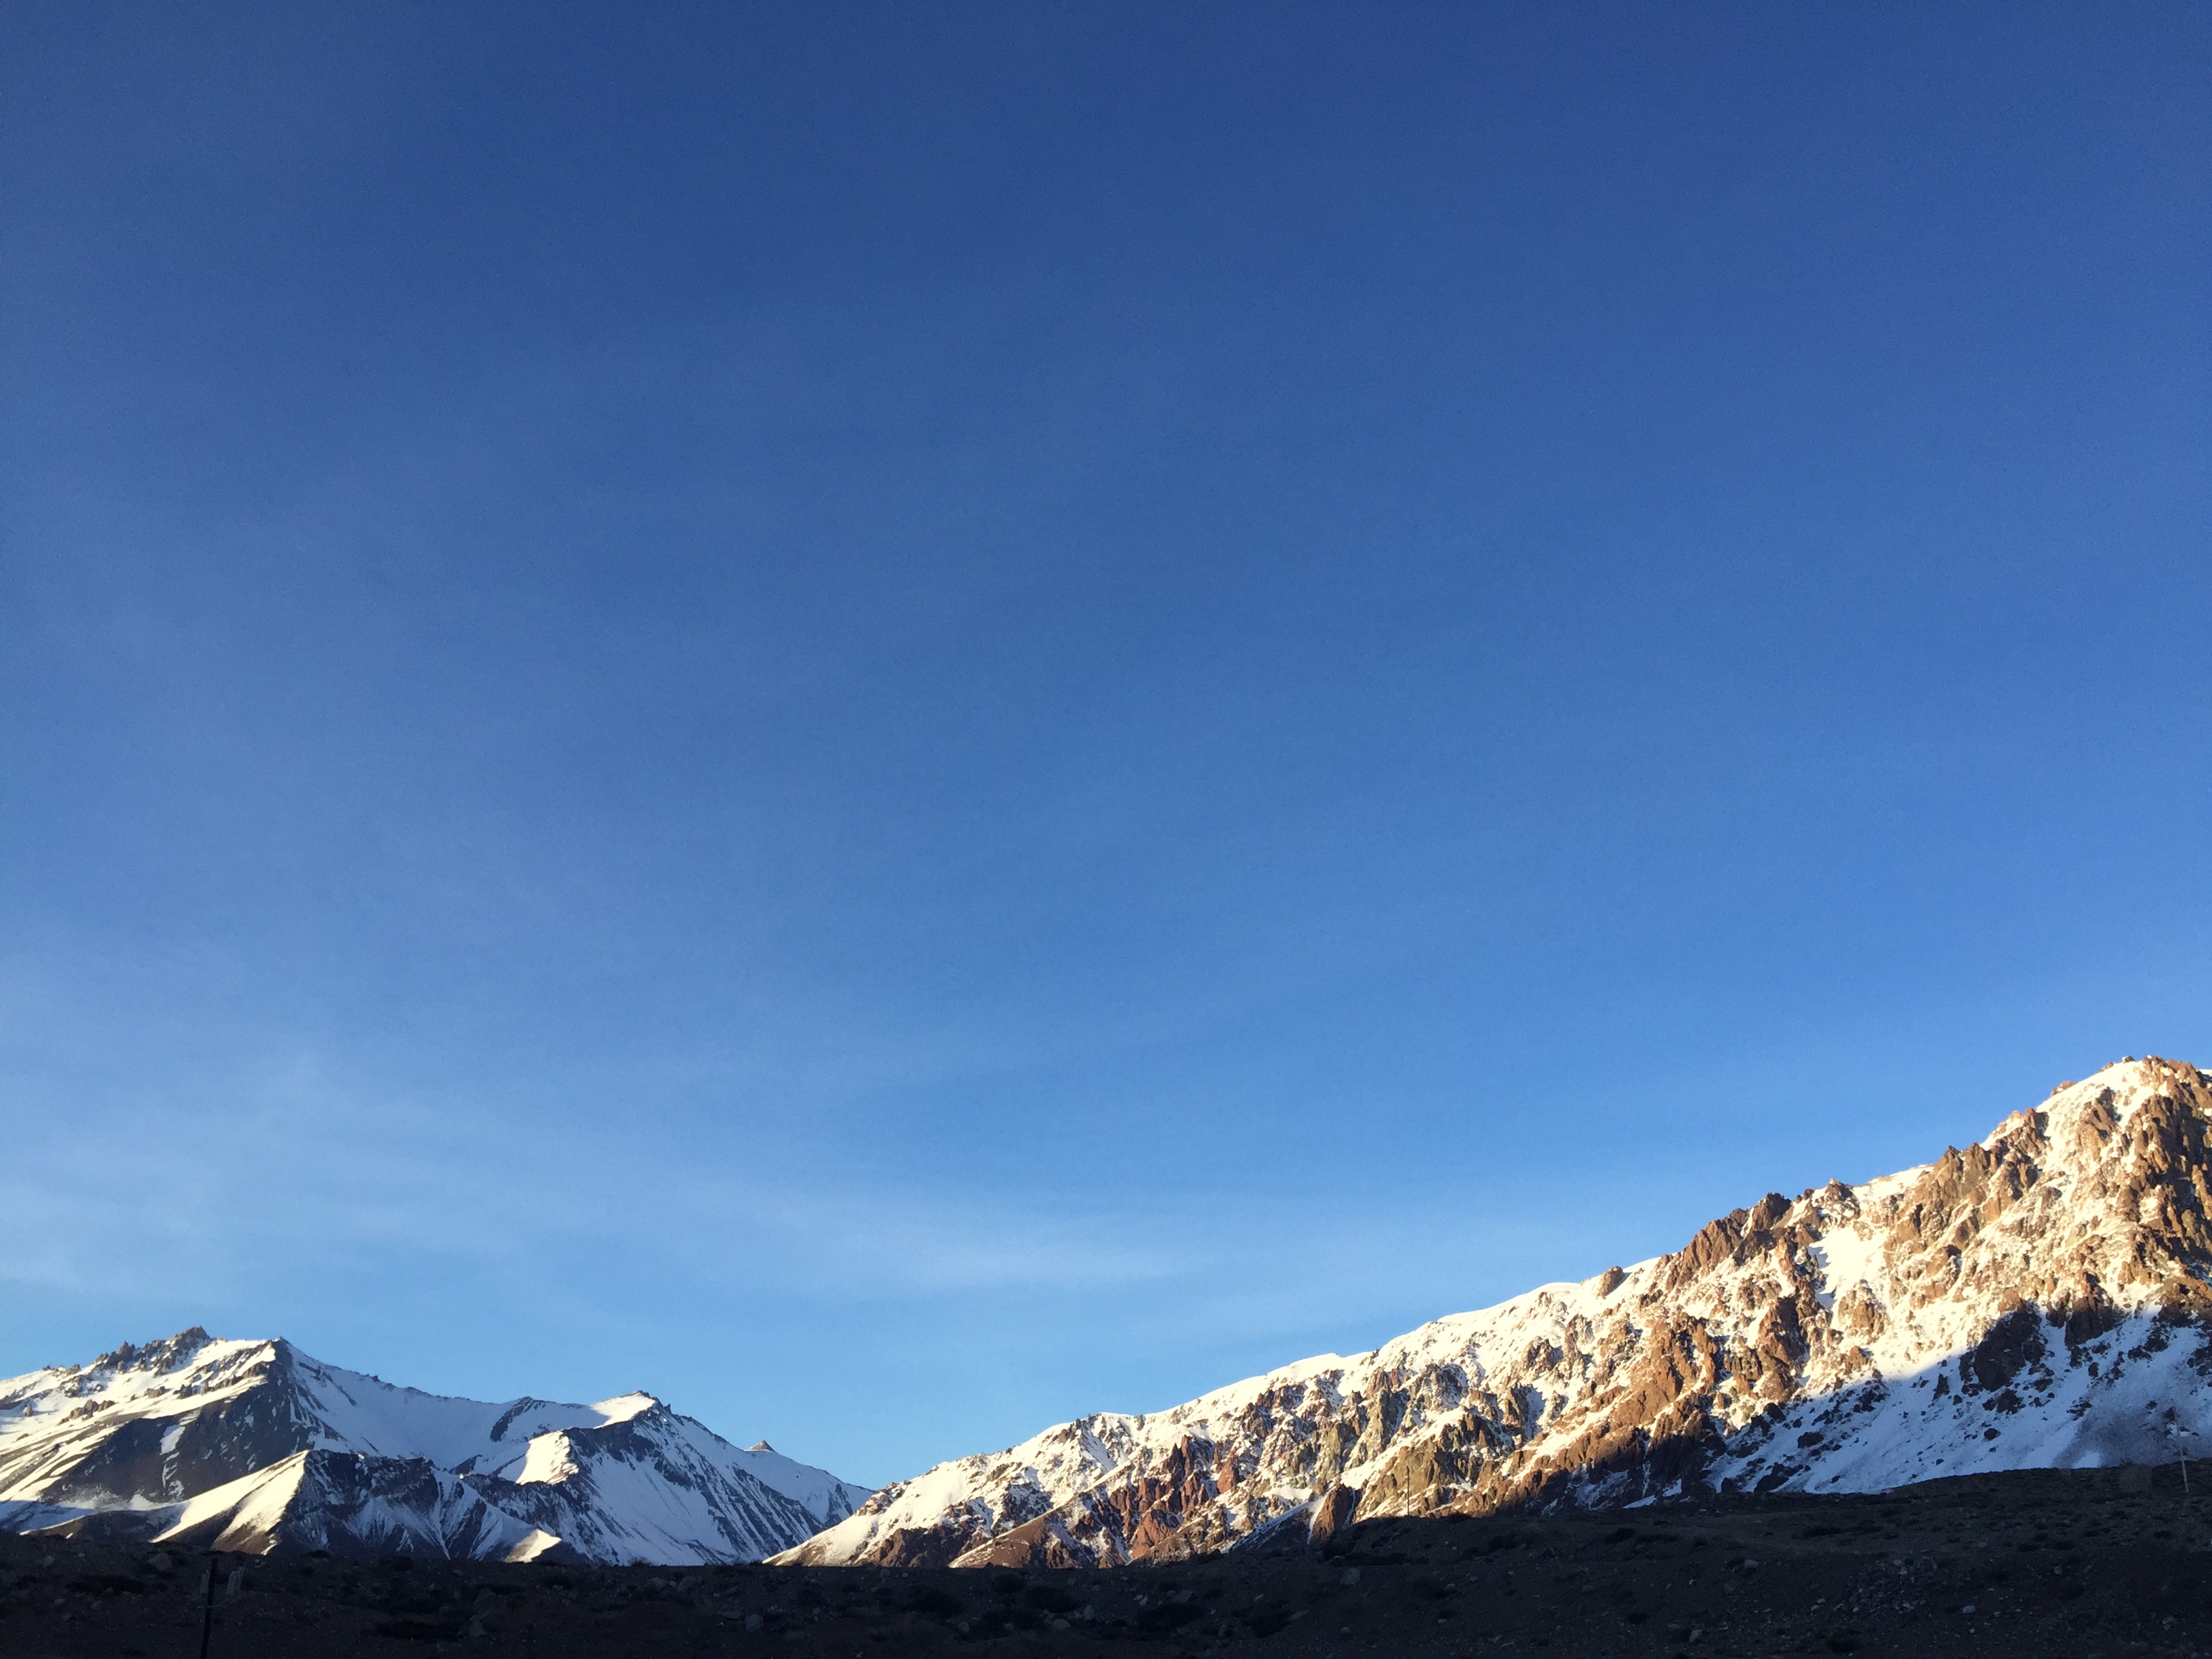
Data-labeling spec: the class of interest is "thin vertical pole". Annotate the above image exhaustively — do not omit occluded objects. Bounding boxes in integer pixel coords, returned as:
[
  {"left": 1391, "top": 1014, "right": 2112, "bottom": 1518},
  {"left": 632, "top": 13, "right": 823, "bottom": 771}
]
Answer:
[{"left": 198, "top": 1551, "right": 219, "bottom": 1659}]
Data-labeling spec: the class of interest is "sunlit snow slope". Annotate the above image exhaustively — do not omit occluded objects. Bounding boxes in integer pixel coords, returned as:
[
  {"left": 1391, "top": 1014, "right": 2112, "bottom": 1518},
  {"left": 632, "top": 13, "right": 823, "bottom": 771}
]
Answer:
[
  {"left": 782, "top": 1057, "right": 2212, "bottom": 1568},
  {"left": 0, "top": 1336, "right": 869, "bottom": 1562}
]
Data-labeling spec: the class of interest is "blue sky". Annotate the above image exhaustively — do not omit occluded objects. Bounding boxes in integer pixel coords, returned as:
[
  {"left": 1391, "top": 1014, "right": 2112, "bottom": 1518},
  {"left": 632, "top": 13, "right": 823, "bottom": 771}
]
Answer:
[{"left": 3, "top": 3, "right": 2208, "bottom": 1487}]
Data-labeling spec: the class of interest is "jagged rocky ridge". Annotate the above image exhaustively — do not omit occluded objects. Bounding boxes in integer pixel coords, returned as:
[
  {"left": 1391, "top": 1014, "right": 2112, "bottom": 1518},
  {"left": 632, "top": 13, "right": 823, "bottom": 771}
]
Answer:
[
  {"left": 782, "top": 1057, "right": 2212, "bottom": 1568},
  {"left": 0, "top": 1334, "right": 869, "bottom": 1562}
]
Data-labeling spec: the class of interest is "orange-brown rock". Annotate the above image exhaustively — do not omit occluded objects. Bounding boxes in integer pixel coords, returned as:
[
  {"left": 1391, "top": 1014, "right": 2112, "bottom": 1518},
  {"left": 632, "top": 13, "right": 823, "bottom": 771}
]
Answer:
[{"left": 781, "top": 1059, "right": 2212, "bottom": 1570}]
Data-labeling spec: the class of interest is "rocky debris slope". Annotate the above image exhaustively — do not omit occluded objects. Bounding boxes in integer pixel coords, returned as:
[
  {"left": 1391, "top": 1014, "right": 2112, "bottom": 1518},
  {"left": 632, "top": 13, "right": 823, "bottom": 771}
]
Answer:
[
  {"left": 0, "top": 1334, "right": 869, "bottom": 1562},
  {"left": 782, "top": 1057, "right": 2212, "bottom": 1568}
]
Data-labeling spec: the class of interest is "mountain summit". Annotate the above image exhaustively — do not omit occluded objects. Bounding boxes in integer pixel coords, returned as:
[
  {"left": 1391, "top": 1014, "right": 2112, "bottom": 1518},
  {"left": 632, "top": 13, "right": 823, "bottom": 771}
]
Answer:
[
  {"left": 782, "top": 1057, "right": 2212, "bottom": 1568},
  {"left": 0, "top": 1336, "right": 869, "bottom": 1562}
]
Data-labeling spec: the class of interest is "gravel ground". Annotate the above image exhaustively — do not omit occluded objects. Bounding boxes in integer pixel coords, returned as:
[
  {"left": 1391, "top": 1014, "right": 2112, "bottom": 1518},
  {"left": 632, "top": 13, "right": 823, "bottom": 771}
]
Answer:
[{"left": 4, "top": 1465, "right": 2209, "bottom": 1658}]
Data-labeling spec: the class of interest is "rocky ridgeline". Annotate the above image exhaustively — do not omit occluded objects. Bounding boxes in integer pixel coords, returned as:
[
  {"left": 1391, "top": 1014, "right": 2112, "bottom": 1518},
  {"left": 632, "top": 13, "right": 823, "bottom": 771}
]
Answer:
[
  {"left": 781, "top": 1057, "right": 2212, "bottom": 1568},
  {"left": 0, "top": 1335, "right": 869, "bottom": 1563}
]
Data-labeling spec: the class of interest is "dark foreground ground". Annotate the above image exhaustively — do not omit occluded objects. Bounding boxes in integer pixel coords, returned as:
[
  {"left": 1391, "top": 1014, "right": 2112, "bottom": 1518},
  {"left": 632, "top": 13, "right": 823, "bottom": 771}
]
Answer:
[{"left": 5, "top": 1466, "right": 2211, "bottom": 1659}]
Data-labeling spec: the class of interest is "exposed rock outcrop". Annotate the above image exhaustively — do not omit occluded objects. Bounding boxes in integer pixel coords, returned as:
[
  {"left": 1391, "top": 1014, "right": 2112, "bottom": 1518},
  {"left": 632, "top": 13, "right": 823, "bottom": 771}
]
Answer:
[{"left": 782, "top": 1058, "right": 2212, "bottom": 1567}]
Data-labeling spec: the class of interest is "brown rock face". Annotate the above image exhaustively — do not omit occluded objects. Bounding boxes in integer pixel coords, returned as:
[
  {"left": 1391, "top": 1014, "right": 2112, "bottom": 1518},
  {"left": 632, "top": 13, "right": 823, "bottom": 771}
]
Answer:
[
  {"left": 781, "top": 1058, "right": 2212, "bottom": 1570},
  {"left": 1305, "top": 1482, "right": 1357, "bottom": 1551}
]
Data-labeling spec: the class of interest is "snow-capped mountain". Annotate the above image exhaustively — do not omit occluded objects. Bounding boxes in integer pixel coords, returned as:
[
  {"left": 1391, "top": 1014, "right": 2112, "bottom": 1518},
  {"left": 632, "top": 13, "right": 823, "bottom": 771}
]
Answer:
[
  {"left": 0, "top": 1334, "right": 869, "bottom": 1562},
  {"left": 782, "top": 1056, "right": 2212, "bottom": 1568}
]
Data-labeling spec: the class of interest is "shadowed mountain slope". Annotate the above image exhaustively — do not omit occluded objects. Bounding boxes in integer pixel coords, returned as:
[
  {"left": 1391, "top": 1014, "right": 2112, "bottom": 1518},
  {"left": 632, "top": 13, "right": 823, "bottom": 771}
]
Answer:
[{"left": 0, "top": 1335, "right": 869, "bottom": 1563}]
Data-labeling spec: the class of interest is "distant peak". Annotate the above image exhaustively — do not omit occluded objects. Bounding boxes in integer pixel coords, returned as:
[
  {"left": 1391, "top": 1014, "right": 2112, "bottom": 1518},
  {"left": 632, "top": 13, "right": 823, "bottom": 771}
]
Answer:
[
  {"left": 2, "top": 1344, "right": 865, "bottom": 1564},
  {"left": 2042, "top": 1057, "right": 2210, "bottom": 1120},
  {"left": 747, "top": 1440, "right": 774, "bottom": 1454},
  {"left": 590, "top": 1391, "right": 661, "bottom": 1425},
  {"left": 89, "top": 1326, "right": 216, "bottom": 1374},
  {"left": 2084, "top": 1054, "right": 2197, "bottom": 1083}
]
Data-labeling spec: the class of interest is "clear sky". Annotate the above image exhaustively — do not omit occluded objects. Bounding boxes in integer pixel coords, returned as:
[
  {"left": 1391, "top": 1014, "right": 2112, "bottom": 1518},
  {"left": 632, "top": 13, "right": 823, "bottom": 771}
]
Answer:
[{"left": 3, "top": 3, "right": 2207, "bottom": 1488}]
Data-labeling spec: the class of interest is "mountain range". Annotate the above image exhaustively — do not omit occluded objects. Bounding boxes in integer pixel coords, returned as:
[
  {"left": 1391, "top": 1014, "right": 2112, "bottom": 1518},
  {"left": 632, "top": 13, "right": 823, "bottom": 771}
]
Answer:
[
  {"left": 0, "top": 1334, "right": 868, "bottom": 1562},
  {"left": 11, "top": 1056, "right": 2212, "bottom": 1569},
  {"left": 779, "top": 1057, "right": 2212, "bottom": 1567}
]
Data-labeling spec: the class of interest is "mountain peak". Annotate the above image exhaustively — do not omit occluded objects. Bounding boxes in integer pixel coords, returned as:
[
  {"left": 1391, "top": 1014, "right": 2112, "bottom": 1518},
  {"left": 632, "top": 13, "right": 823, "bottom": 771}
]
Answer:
[
  {"left": 0, "top": 1341, "right": 869, "bottom": 1563},
  {"left": 589, "top": 1391, "right": 661, "bottom": 1424},
  {"left": 81, "top": 1326, "right": 216, "bottom": 1376},
  {"left": 781, "top": 1058, "right": 2212, "bottom": 1568}
]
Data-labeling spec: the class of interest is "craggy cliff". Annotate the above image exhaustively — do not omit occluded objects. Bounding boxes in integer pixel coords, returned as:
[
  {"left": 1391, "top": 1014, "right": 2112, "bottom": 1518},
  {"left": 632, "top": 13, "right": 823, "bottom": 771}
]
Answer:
[{"left": 781, "top": 1057, "right": 2212, "bottom": 1568}]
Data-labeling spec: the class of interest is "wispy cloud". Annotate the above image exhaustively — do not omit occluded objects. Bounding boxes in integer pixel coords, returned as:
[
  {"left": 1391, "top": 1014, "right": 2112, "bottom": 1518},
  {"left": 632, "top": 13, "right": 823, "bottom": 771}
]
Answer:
[{"left": 0, "top": 950, "right": 1233, "bottom": 1311}]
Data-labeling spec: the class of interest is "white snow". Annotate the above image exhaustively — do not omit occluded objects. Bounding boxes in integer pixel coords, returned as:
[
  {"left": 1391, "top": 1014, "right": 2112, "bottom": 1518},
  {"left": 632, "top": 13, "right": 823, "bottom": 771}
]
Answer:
[
  {"left": 1809, "top": 1223, "right": 1884, "bottom": 1312},
  {"left": 792, "top": 1058, "right": 2212, "bottom": 1566},
  {"left": 0, "top": 1332, "right": 870, "bottom": 1563}
]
